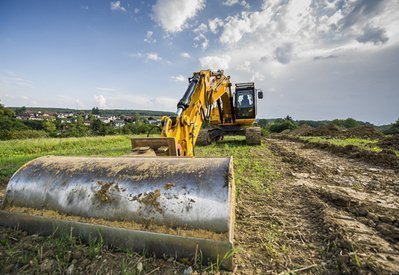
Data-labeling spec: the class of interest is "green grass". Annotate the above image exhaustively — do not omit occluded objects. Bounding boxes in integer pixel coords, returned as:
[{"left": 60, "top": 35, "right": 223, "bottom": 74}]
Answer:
[
  {"left": 0, "top": 135, "right": 134, "bottom": 184},
  {"left": 196, "top": 136, "right": 280, "bottom": 194},
  {"left": 1, "top": 135, "right": 280, "bottom": 194}
]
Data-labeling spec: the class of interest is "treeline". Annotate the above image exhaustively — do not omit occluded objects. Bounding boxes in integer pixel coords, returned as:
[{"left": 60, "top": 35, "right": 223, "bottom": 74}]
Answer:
[
  {"left": 257, "top": 116, "right": 399, "bottom": 135},
  {"left": 9, "top": 106, "right": 174, "bottom": 117},
  {"left": 0, "top": 103, "right": 160, "bottom": 140}
]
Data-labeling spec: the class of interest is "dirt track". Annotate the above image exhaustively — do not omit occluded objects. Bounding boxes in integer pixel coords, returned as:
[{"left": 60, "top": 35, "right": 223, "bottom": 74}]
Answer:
[
  {"left": 1, "top": 138, "right": 398, "bottom": 274},
  {"left": 237, "top": 138, "right": 399, "bottom": 274}
]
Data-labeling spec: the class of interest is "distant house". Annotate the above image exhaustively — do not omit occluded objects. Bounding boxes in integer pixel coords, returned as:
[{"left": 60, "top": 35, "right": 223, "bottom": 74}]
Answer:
[
  {"left": 147, "top": 117, "right": 160, "bottom": 124},
  {"left": 99, "top": 116, "right": 116, "bottom": 124},
  {"left": 113, "top": 119, "right": 125, "bottom": 128}
]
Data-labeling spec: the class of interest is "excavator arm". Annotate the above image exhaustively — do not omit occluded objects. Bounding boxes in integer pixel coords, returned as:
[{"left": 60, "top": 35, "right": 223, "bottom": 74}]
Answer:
[{"left": 132, "top": 69, "right": 232, "bottom": 156}]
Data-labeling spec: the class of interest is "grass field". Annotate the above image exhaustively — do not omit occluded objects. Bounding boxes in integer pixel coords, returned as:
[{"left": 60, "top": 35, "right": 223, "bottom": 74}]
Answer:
[
  {"left": 0, "top": 135, "right": 133, "bottom": 185},
  {"left": 0, "top": 135, "right": 280, "bottom": 194}
]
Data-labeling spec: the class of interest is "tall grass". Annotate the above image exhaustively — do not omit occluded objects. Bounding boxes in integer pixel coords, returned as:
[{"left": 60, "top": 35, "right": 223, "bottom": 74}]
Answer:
[{"left": 0, "top": 135, "right": 133, "bottom": 184}]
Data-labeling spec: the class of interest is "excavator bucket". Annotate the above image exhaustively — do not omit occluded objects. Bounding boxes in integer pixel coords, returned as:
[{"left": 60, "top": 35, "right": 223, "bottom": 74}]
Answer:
[{"left": 0, "top": 156, "right": 235, "bottom": 269}]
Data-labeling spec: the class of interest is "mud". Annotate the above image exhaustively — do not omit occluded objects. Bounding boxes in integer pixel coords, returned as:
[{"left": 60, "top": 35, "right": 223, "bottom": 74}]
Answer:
[
  {"left": 136, "top": 189, "right": 162, "bottom": 214},
  {"left": 4, "top": 206, "right": 228, "bottom": 241},
  {"left": 95, "top": 181, "right": 118, "bottom": 203}
]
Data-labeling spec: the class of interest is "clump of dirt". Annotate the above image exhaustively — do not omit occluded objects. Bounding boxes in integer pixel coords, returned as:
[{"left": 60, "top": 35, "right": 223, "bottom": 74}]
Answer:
[
  {"left": 379, "top": 134, "right": 399, "bottom": 150},
  {"left": 309, "top": 123, "right": 341, "bottom": 137},
  {"left": 289, "top": 124, "right": 314, "bottom": 136},
  {"left": 345, "top": 125, "right": 384, "bottom": 139},
  {"left": 139, "top": 190, "right": 162, "bottom": 213},
  {"left": 164, "top": 182, "right": 175, "bottom": 190},
  {"left": 95, "top": 181, "right": 118, "bottom": 203},
  {"left": 131, "top": 190, "right": 163, "bottom": 214}
]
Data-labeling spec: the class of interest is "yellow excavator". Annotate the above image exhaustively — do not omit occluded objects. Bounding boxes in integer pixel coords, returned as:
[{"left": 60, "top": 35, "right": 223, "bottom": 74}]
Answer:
[{"left": 0, "top": 70, "right": 262, "bottom": 270}]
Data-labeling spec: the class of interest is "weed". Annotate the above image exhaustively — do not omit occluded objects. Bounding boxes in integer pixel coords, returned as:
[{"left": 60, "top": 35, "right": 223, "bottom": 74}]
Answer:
[
  {"left": 88, "top": 233, "right": 104, "bottom": 259},
  {"left": 351, "top": 244, "right": 361, "bottom": 268}
]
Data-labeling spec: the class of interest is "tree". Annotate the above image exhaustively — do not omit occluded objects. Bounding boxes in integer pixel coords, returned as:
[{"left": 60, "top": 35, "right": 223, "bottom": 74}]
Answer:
[
  {"left": 91, "top": 107, "right": 100, "bottom": 115},
  {"left": 384, "top": 119, "right": 399, "bottom": 135},
  {"left": 43, "top": 120, "right": 57, "bottom": 136},
  {"left": 14, "top": 106, "right": 26, "bottom": 115},
  {"left": 285, "top": 115, "right": 293, "bottom": 121},
  {"left": 0, "top": 101, "right": 29, "bottom": 139},
  {"left": 268, "top": 120, "right": 298, "bottom": 133},
  {"left": 133, "top": 112, "right": 141, "bottom": 123},
  {"left": 91, "top": 118, "right": 107, "bottom": 136},
  {"left": 332, "top": 118, "right": 359, "bottom": 129}
]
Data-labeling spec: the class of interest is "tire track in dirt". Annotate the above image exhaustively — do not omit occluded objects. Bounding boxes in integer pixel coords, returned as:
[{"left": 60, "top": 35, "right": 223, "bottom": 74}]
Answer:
[{"left": 268, "top": 138, "right": 399, "bottom": 274}]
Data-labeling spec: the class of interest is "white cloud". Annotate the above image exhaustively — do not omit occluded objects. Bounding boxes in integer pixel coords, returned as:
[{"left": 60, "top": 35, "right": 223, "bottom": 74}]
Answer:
[
  {"left": 208, "top": 17, "right": 224, "bottom": 34},
  {"left": 170, "top": 75, "right": 186, "bottom": 82},
  {"left": 194, "top": 23, "right": 208, "bottom": 33},
  {"left": 129, "top": 52, "right": 165, "bottom": 63},
  {"left": 193, "top": 23, "right": 208, "bottom": 49},
  {"left": 193, "top": 33, "right": 209, "bottom": 49},
  {"left": 235, "top": 61, "right": 251, "bottom": 72},
  {"left": 152, "top": 0, "right": 205, "bottom": 33},
  {"left": 110, "top": 1, "right": 126, "bottom": 12},
  {"left": 129, "top": 52, "right": 142, "bottom": 58},
  {"left": 94, "top": 95, "right": 107, "bottom": 108},
  {"left": 146, "top": 52, "right": 161, "bottom": 61},
  {"left": 144, "top": 31, "right": 156, "bottom": 44},
  {"left": 134, "top": 8, "right": 139, "bottom": 14},
  {"left": 96, "top": 87, "right": 116, "bottom": 92},
  {"left": 199, "top": 55, "right": 231, "bottom": 71},
  {"left": 222, "top": 0, "right": 249, "bottom": 8},
  {"left": 181, "top": 52, "right": 191, "bottom": 58},
  {"left": 250, "top": 72, "right": 264, "bottom": 82}
]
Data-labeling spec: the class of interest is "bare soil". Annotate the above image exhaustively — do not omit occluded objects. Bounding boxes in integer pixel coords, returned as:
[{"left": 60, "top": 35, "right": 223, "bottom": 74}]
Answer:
[
  {"left": 379, "top": 134, "right": 399, "bottom": 151},
  {"left": 1, "top": 138, "right": 398, "bottom": 274},
  {"left": 288, "top": 124, "right": 384, "bottom": 140},
  {"left": 261, "top": 138, "right": 399, "bottom": 274}
]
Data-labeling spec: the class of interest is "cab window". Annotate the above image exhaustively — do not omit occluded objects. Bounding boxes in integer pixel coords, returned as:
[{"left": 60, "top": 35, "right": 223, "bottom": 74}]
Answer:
[{"left": 236, "top": 90, "right": 255, "bottom": 118}]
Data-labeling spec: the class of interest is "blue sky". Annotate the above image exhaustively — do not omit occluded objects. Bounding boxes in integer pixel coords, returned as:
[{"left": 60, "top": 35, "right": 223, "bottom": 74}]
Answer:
[{"left": 1, "top": 0, "right": 398, "bottom": 124}]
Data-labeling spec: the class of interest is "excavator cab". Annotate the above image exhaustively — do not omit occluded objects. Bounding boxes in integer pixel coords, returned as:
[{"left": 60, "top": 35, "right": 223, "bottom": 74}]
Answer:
[{"left": 235, "top": 82, "right": 261, "bottom": 119}]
